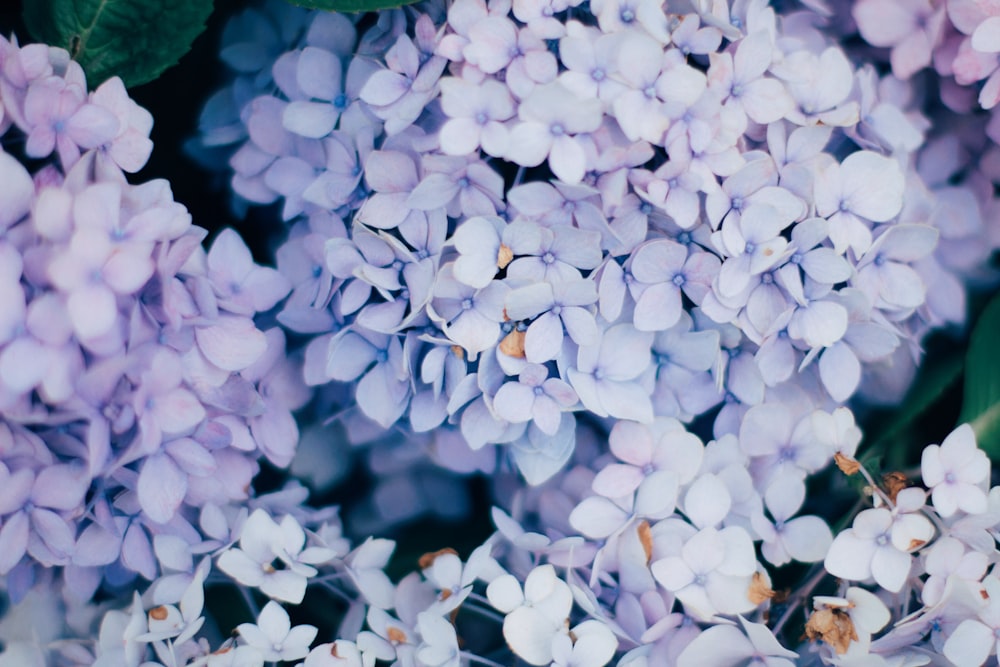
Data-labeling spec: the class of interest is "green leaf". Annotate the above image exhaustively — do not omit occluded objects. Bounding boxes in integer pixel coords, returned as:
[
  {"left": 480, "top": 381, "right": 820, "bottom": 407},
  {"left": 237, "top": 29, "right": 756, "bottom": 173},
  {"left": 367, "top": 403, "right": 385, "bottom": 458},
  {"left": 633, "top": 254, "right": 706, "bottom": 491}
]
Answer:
[
  {"left": 960, "top": 291, "right": 1000, "bottom": 458},
  {"left": 23, "top": 0, "right": 214, "bottom": 89},
  {"left": 285, "top": 0, "right": 418, "bottom": 13},
  {"left": 861, "top": 339, "right": 963, "bottom": 467}
]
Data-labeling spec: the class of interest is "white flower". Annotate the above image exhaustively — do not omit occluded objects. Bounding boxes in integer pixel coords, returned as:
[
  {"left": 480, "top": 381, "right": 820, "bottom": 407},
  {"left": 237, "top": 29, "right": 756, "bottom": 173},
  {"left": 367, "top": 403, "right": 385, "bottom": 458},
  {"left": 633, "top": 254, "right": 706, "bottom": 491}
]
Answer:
[
  {"left": 550, "top": 620, "right": 618, "bottom": 667},
  {"left": 677, "top": 616, "right": 798, "bottom": 667},
  {"left": 217, "top": 509, "right": 336, "bottom": 604},
  {"left": 650, "top": 525, "right": 758, "bottom": 620},
  {"left": 944, "top": 575, "right": 1000, "bottom": 666},
  {"left": 922, "top": 424, "right": 990, "bottom": 518},
  {"left": 823, "top": 502, "right": 934, "bottom": 593},
  {"left": 922, "top": 536, "right": 989, "bottom": 607},
  {"left": 415, "top": 612, "right": 461, "bottom": 667},
  {"left": 486, "top": 564, "right": 573, "bottom": 666},
  {"left": 237, "top": 601, "right": 317, "bottom": 663},
  {"left": 189, "top": 643, "right": 265, "bottom": 667},
  {"left": 138, "top": 558, "right": 210, "bottom": 645},
  {"left": 301, "top": 641, "right": 363, "bottom": 667}
]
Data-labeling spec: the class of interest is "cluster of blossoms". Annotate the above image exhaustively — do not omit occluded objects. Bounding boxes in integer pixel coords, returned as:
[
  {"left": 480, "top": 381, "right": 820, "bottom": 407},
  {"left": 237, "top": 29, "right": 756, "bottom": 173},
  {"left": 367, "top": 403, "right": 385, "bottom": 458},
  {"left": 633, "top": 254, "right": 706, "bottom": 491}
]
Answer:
[
  {"left": 4, "top": 0, "right": 1000, "bottom": 662},
  {"left": 191, "top": 0, "right": 997, "bottom": 483},
  {"left": 0, "top": 35, "right": 310, "bottom": 601},
  {"left": 851, "top": 0, "right": 1000, "bottom": 112}
]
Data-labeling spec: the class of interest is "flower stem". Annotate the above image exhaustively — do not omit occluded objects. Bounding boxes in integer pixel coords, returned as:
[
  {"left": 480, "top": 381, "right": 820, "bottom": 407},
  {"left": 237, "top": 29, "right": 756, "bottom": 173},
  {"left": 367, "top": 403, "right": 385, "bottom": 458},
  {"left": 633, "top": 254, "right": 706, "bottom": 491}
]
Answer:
[{"left": 771, "top": 564, "right": 829, "bottom": 637}]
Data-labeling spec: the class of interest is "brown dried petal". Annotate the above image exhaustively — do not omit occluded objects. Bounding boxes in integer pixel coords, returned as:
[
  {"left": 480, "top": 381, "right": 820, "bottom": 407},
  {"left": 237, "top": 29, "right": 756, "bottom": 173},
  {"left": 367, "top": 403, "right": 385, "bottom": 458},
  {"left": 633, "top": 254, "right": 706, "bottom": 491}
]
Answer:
[
  {"left": 805, "top": 608, "right": 858, "bottom": 655},
  {"left": 882, "top": 471, "right": 908, "bottom": 503},
  {"left": 499, "top": 329, "right": 526, "bottom": 358},
  {"left": 419, "top": 547, "right": 459, "bottom": 569},
  {"left": 637, "top": 520, "right": 653, "bottom": 564},
  {"left": 497, "top": 244, "right": 514, "bottom": 269},
  {"left": 834, "top": 452, "right": 861, "bottom": 476},
  {"left": 748, "top": 572, "right": 776, "bottom": 605}
]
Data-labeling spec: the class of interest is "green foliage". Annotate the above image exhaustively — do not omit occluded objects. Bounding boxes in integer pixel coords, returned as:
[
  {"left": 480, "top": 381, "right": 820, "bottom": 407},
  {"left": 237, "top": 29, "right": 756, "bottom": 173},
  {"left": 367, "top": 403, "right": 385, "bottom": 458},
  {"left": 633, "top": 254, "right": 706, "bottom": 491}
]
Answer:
[
  {"left": 23, "top": 0, "right": 214, "bottom": 89},
  {"left": 960, "top": 291, "right": 1000, "bottom": 458},
  {"left": 861, "top": 339, "right": 964, "bottom": 468},
  {"left": 284, "top": 0, "right": 418, "bottom": 13}
]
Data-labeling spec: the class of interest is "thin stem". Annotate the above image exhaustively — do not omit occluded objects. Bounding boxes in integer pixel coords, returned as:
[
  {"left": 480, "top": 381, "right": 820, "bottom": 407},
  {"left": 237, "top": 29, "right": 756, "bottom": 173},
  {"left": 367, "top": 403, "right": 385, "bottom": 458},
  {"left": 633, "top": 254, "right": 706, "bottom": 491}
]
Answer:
[
  {"left": 459, "top": 600, "right": 505, "bottom": 624},
  {"left": 319, "top": 579, "right": 354, "bottom": 603},
  {"left": 771, "top": 564, "right": 829, "bottom": 637},
  {"left": 856, "top": 464, "right": 894, "bottom": 508},
  {"left": 513, "top": 165, "right": 526, "bottom": 187},
  {"left": 461, "top": 651, "right": 507, "bottom": 667},
  {"left": 237, "top": 584, "right": 260, "bottom": 619},
  {"left": 462, "top": 592, "right": 505, "bottom": 623},
  {"left": 312, "top": 570, "right": 351, "bottom": 584}
]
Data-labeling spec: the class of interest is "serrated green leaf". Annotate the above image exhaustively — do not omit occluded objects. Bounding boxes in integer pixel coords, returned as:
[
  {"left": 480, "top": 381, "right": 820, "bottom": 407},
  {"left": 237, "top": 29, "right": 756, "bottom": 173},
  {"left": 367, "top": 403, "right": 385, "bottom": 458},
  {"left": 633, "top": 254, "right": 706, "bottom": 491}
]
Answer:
[
  {"left": 23, "top": 0, "right": 214, "bottom": 89},
  {"left": 960, "top": 291, "right": 1000, "bottom": 458},
  {"left": 285, "top": 0, "right": 418, "bottom": 13}
]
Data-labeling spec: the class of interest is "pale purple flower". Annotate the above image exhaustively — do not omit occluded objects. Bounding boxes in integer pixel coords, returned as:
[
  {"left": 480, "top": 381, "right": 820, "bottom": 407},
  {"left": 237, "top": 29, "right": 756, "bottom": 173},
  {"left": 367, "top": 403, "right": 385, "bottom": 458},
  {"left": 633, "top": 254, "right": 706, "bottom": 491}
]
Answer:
[
  {"left": 650, "top": 525, "right": 758, "bottom": 620},
  {"left": 853, "top": 223, "right": 938, "bottom": 315},
  {"left": 464, "top": 19, "right": 558, "bottom": 99},
  {"left": 325, "top": 329, "right": 411, "bottom": 428},
  {"left": 676, "top": 616, "right": 797, "bottom": 667},
  {"left": 438, "top": 77, "right": 515, "bottom": 158},
  {"left": 921, "top": 536, "right": 989, "bottom": 607},
  {"left": 557, "top": 22, "right": 628, "bottom": 106},
  {"left": 505, "top": 82, "right": 602, "bottom": 184},
  {"left": 505, "top": 220, "right": 602, "bottom": 284},
  {"left": 853, "top": 0, "right": 947, "bottom": 80},
  {"left": 89, "top": 76, "right": 154, "bottom": 174},
  {"left": 409, "top": 155, "right": 506, "bottom": 218},
  {"left": 711, "top": 204, "right": 796, "bottom": 299},
  {"left": 567, "top": 323, "right": 654, "bottom": 423},
  {"left": 23, "top": 73, "right": 119, "bottom": 169},
  {"left": 449, "top": 215, "right": 505, "bottom": 289},
  {"left": 628, "top": 239, "right": 718, "bottom": 332},
  {"left": 670, "top": 15, "right": 723, "bottom": 56},
  {"left": 824, "top": 504, "right": 934, "bottom": 593},
  {"left": 505, "top": 278, "right": 599, "bottom": 362},
  {"left": 650, "top": 313, "right": 722, "bottom": 421},
  {"left": 739, "top": 403, "right": 831, "bottom": 494},
  {"left": 415, "top": 612, "right": 461, "bottom": 667},
  {"left": 360, "top": 20, "right": 448, "bottom": 135},
  {"left": 612, "top": 34, "right": 705, "bottom": 144},
  {"left": 493, "top": 363, "right": 577, "bottom": 435},
  {"left": 707, "top": 31, "right": 791, "bottom": 132},
  {"left": 206, "top": 228, "right": 292, "bottom": 316},
  {"left": 943, "top": 576, "right": 1000, "bottom": 666},
  {"left": 429, "top": 264, "right": 509, "bottom": 358},
  {"left": 814, "top": 151, "right": 906, "bottom": 257},
  {"left": 507, "top": 181, "right": 610, "bottom": 239},
  {"left": 751, "top": 474, "right": 832, "bottom": 566},
  {"left": 921, "top": 424, "right": 990, "bottom": 518},
  {"left": 513, "top": 0, "right": 568, "bottom": 38},
  {"left": 355, "top": 150, "right": 421, "bottom": 230},
  {"left": 629, "top": 158, "right": 704, "bottom": 230},
  {"left": 772, "top": 47, "right": 860, "bottom": 127},
  {"left": 300, "top": 131, "right": 369, "bottom": 211}
]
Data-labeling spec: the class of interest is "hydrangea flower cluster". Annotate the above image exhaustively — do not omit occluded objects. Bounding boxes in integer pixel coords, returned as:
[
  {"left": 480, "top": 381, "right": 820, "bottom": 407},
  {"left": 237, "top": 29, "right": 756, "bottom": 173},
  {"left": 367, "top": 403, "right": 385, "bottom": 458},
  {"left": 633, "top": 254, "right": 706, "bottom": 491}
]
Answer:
[
  {"left": 4, "top": 0, "right": 1000, "bottom": 664},
  {"left": 0, "top": 35, "right": 309, "bottom": 601},
  {"left": 192, "top": 0, "right": 996, "bottom": 484}
]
